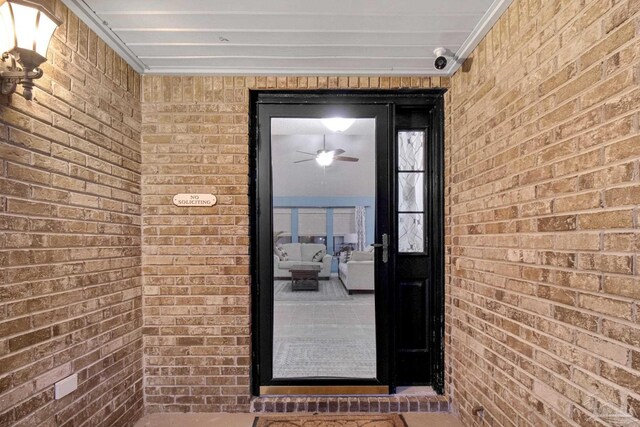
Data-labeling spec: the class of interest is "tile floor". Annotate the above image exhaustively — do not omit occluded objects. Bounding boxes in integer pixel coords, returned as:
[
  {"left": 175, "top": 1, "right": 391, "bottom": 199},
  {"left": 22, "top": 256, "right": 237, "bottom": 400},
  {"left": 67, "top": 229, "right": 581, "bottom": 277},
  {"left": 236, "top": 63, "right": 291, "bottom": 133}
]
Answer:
[
  {"left": 134, "top": 412, "right": 464, "bottom": 427},
  {"left": 273, "top": 277, "right": 376, "bottom": 378}
]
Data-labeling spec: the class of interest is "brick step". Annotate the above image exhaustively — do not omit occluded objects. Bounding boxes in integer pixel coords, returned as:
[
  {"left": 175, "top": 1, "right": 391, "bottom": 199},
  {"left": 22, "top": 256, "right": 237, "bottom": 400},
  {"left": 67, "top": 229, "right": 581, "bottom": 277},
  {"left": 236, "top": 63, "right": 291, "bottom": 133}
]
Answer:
[{"left": 250, "top": 395, "right": 449, "bottom": 413}]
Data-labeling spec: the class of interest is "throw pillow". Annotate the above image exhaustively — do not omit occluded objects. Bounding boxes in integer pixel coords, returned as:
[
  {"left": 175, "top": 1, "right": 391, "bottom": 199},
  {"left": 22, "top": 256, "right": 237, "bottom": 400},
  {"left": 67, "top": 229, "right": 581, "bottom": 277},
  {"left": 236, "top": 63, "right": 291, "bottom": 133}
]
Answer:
[
  {"left": 312, "top": 249, "right": 326, "bottom": 262},
  {"left": 275, "top": 246, "right": 288, "bottom": 261}
]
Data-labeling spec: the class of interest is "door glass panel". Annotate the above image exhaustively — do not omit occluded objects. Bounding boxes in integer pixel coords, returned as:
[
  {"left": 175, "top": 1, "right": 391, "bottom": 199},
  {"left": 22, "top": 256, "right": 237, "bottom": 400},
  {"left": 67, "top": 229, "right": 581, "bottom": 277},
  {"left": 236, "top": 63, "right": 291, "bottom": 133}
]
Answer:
[
  {"left": 271, "top": 117, "right": 377, "bottom": 379},
  {"left": 398, "top": 173, "right": 424, "bottom": 211},
  {"left": 398, "top": 131, "right": 424, "bottom": 171},
  {"left": 398, "top": 213, "right": 424, "bottom": 252},
  {"left": 397, "top": 130, "right": 426, "bottom": 253}
]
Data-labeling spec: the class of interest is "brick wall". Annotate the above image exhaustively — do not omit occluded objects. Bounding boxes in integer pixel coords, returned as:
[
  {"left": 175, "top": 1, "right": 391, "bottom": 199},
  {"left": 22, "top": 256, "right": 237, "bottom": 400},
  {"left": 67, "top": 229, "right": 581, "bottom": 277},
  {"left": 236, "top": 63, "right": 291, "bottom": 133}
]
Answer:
[
  {"left": 140, "top": 76, "right": 448, "bottom": 412},
  {"left": 447, "top": 0, "right": 640, "bottom": 425},
  {"left": 0, "top": 1, "right": 143, "bottom": 426}
]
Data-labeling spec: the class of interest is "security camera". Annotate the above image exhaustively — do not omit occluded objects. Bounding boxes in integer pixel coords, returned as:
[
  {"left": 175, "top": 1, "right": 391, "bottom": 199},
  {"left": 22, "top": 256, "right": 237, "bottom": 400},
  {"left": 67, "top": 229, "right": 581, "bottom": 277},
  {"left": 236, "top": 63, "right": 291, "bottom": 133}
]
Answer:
[{"left": 434, "top": 47, "right": 447, "bottom": 70}]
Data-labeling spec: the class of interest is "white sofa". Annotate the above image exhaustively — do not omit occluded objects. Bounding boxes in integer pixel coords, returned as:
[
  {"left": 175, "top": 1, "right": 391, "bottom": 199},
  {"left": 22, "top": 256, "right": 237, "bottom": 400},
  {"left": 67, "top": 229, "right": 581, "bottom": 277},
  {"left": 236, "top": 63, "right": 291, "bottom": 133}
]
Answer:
[
  {"left": 273, "top": 243, "right": 332, "bottom": 279},
  {"left": 338, "top": 249, "right": 374, "bottom": 293}
]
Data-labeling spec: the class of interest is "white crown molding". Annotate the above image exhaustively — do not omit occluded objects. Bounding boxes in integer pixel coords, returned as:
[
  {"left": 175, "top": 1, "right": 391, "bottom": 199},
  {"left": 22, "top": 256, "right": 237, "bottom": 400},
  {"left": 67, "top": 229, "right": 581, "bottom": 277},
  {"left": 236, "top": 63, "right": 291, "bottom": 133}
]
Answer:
[
  {"left": 142, "top": 68, "right": 452, "bottom": 76},
  {"left": 447, "top": 0, "right": 514, "bottom": 75},
  {"left": 61, "top": 0, "right": 147, "bottom": 73}
]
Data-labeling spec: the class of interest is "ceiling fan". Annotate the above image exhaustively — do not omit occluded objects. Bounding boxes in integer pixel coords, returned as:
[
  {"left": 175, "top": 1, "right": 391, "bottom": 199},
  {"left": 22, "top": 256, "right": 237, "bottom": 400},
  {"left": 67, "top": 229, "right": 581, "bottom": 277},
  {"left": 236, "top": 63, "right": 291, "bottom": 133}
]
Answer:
[{"left": 294, "top": 135, "right": 359, "bottom": 166}]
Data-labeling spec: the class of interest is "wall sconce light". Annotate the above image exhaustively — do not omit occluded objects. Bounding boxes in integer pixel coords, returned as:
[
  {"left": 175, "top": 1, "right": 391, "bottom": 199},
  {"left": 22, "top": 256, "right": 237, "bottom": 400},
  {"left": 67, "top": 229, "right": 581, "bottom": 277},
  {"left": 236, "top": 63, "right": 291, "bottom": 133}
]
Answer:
[{"left": 0, "top": 0, "right": 61, "bottom": 100}]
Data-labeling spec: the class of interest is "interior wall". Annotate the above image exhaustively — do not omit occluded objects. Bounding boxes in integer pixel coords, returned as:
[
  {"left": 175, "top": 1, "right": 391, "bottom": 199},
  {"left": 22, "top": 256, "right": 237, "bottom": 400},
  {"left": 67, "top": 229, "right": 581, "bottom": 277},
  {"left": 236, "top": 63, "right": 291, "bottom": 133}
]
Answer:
[
  {"left": 447, "top": 0, "right": 640, "bottom": 425},
  {"left": 0, "top": 1, "right": 143, "bottom": 426},
  {"left": 140, "top": 76, "right": 449, "bottom": 412}
]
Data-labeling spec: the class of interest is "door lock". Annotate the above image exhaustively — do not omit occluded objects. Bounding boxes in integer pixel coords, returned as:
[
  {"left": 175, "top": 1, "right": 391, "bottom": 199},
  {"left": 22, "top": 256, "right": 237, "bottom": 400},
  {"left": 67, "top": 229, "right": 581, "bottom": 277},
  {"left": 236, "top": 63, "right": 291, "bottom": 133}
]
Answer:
[{"left": 371, "top": 233, "right": 389, "bottom": 263}]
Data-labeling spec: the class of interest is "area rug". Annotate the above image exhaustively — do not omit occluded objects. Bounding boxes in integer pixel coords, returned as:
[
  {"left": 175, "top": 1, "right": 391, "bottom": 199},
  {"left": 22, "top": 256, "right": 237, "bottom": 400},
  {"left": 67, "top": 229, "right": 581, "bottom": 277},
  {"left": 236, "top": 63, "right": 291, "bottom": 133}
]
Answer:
[
  {"left": 274, "top": 278, "right": 352, "bottom": 301},
  {"left": 273, "top": 337, "right": 376, "bottom": 378},
  {"left": 253, "top": 413, "right": 407, "bottom": 427}
]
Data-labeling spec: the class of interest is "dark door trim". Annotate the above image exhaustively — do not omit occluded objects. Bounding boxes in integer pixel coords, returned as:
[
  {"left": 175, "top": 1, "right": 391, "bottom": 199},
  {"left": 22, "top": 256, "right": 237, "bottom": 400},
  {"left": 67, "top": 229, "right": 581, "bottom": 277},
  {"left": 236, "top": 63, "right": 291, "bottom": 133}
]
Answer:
[
  {"left": 254, "top": 102, "right": 391, "bottom": 391},
  {"left": 249, "top": 89, "right": 446, "bottom": 395}
]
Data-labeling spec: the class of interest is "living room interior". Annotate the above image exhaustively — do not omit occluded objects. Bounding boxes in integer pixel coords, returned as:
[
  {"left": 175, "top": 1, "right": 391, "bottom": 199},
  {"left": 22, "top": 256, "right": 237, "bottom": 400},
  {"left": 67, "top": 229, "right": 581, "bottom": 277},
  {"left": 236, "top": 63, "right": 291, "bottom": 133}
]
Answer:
[{"left": 271, "top": 118, "right": 378, "bottom": 379}]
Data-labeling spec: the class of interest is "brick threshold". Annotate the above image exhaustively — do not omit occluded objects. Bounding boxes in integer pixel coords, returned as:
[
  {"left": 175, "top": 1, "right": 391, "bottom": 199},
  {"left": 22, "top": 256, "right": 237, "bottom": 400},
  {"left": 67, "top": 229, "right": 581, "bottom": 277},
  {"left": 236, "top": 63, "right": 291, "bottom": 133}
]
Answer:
[{"left": 250, "top": 395, "right": 449, "bottom": 413}]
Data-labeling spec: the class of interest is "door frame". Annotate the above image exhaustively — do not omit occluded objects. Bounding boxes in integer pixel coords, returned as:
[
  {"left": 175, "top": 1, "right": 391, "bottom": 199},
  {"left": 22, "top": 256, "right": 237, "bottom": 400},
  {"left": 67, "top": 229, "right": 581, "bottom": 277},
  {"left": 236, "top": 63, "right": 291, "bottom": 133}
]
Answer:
[
  {"left": 255, "top": 102, "right": 392, "bottom": 393},
  {"left": 249, "top": 89, "right": 446, "bottom": 395}
]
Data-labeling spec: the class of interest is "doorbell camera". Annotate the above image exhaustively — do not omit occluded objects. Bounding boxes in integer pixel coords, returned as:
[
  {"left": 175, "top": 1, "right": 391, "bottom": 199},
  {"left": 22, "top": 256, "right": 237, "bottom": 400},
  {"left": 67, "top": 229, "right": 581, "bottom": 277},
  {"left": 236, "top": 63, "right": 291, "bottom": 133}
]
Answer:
[{"left": 434, "top": 47, "right": 447, "bottom": 70}]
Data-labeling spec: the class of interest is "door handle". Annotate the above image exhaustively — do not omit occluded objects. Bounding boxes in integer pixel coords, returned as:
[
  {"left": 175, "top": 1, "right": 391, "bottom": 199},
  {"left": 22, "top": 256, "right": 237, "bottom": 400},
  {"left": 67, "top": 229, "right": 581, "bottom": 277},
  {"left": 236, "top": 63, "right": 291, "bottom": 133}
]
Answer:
[{"left": 371, "top": 233, "right": 389, "bottom": 263}]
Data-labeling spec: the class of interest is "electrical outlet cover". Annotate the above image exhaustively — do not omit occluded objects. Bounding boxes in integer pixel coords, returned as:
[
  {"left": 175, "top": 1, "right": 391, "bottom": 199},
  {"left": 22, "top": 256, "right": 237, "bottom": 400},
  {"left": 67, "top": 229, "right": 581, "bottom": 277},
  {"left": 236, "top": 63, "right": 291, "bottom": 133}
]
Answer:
[{"left": 54, "top": 374, "right": 77, "bottom": 400}]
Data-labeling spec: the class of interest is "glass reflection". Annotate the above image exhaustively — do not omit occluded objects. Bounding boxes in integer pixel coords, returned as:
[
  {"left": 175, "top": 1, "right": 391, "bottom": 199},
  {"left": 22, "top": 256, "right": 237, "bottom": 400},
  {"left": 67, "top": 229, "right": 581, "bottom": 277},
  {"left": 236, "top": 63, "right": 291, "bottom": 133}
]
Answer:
[{"left": 271, "top": 118, "right": 377, "bottom": 378}]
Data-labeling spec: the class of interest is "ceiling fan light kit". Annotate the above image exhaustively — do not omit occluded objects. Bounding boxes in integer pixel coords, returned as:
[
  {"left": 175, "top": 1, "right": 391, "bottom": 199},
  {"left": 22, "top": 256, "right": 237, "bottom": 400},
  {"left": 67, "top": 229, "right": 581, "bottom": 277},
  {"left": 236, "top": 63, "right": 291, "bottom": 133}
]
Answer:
[
  {"left": 295, "top": 134, "right": 360, "bottom": 167},
  {"left": 315, "top": 151, "right": 334, "bottom": 166}
]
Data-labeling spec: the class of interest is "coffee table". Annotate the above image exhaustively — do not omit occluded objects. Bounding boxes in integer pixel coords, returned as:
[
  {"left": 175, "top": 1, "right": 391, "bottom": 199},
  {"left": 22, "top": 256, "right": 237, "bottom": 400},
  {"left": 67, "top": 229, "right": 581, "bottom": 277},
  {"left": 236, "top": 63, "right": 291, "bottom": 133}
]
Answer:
[{"left": 287, "top": 265, "right": 322, "bottom": 291}]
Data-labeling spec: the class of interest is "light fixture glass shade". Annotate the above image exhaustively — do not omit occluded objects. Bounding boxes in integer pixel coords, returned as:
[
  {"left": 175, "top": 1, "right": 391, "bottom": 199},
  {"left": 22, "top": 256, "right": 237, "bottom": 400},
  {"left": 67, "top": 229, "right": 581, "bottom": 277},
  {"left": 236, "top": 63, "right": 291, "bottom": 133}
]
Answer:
[
  {"left": 12, "top": 3, "right": 38, "bottom": 52},
  {"left": 322, "top": 117, "right": 356, "bottom": 132},
  {"left": 0, "top": 0, "right": 61, "bottom": 69},
  {"left": 34, "top": 8, "right": 58, "bottom": 57},
  {"left": 315, "top": 151, "right": 334, "bottom": 166},
  {"left": 0, "top": 2, "right": 15, "bottom": 55}
]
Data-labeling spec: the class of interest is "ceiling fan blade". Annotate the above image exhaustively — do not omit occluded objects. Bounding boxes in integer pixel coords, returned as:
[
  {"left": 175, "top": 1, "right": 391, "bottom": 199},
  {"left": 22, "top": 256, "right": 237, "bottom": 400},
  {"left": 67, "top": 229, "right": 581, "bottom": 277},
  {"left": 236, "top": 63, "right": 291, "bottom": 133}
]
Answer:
[
  {"left": 294, "top": 158, "right": 315, "bottom": 163},
  {"left": 333, "top": 149, "right": 345, "bottom": 156},
  {"left": 296, "top": 150, "right": 316, "bottom": 156},
  {"left": 334, "top": 156, "right": 359, "bottom": 162}
]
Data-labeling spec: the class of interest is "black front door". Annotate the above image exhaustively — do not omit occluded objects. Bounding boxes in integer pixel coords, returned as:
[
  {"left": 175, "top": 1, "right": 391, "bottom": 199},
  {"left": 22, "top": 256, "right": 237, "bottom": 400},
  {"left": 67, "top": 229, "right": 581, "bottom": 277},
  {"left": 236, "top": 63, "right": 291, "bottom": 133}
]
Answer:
[{"left": 250, "top": 90, "right": 445, "bottom": 395}]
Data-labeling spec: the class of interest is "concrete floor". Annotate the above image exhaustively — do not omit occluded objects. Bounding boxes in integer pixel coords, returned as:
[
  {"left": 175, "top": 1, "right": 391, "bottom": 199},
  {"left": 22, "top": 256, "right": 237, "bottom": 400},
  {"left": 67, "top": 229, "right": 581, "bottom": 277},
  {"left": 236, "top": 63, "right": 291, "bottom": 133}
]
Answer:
[{"left": 134, "top": 412, "right": 464, "bottom": 427}]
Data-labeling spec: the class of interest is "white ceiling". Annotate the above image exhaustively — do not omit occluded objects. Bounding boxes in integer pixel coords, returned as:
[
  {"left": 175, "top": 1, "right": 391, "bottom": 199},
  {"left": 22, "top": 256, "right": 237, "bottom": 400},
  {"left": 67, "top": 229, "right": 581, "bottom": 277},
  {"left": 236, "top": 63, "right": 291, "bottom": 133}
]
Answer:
[
  {"left": 272, "top": 119, "right": 375, "bottom": 197},
  {"left": 63, "top": 0, "right": 512, "bottom": 76},
  {"left": 272, "top": 118, "right": 375, "bottom": 136}
]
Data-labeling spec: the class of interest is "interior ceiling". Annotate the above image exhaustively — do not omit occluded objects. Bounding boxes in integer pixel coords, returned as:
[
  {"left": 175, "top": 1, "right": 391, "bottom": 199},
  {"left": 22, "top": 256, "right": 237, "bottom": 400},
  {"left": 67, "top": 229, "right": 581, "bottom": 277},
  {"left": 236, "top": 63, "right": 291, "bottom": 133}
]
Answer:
[
  {"left": 271, "top": 119, "right": 375, "bottom": 198},
  {"left": 64, "top": 0, "right": 512, "bottom": 76},
  {"left": 272, "top": 118, "right": 375, "bottom": 136}
]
